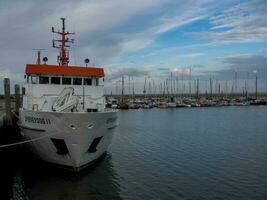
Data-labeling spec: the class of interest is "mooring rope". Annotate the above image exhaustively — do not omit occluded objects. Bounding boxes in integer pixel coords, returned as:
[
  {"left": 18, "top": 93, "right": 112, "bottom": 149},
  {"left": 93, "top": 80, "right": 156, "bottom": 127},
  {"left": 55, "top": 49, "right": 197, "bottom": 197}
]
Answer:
[
  {"left": 0, "top": 111, "right": 48, "bottom": 148},
  {"left": 12, "top": 111, "right": 19, "bottom": 119},
  {"left": 0, "top": 119, "right": 61, "bottom": 149},
  {"left": 0, "top": 134, "right": 54, "bottom": 148}
]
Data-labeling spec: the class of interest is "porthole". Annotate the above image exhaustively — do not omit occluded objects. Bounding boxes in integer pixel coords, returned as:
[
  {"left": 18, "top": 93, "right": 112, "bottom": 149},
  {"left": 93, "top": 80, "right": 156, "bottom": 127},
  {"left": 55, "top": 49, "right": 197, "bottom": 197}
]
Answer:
[
  {"left": 70, "top": 124, "right": 76, "bottom": 130},
  {"left": 88, "top": 124, "right": 94, "bottom": 129}
]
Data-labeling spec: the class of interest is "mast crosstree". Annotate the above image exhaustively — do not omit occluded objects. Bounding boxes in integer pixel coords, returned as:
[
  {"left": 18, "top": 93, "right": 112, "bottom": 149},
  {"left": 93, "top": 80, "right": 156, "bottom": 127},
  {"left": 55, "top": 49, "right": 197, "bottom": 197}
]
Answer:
[{"left": 52, "top": 18, "right": 75, "bottom": 66}]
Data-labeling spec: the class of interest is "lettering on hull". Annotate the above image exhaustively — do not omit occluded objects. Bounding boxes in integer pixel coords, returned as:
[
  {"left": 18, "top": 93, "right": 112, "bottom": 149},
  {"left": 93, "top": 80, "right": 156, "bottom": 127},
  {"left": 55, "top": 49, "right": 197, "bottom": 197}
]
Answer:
[{"left": 25, "top": 116, "right": 51, "bottom": 125}]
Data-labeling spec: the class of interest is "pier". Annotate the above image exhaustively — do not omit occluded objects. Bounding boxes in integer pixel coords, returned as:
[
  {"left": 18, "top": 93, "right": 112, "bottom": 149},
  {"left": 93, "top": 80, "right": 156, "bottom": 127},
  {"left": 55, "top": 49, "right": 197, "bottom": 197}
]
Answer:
[
  {"left": 0, "top": 109, "right": 5, "bottom": 127},
  {"left": 0, "top": 78, "right": 21, "bottom": 133}
]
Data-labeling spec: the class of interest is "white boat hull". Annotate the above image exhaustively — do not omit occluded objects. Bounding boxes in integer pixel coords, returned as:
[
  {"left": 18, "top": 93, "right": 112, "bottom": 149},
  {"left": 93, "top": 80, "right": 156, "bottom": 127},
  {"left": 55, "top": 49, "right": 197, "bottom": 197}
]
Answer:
[{"left": 19, "top": 109, "right": 118, "bottom": 171}]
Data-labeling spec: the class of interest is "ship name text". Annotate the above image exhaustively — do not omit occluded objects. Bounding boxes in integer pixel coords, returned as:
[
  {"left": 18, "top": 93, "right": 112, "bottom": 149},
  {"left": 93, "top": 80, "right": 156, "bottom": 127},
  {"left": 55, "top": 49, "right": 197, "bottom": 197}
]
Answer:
[{"left": 25, "top": 116, "right": 51, "bottom": 125}]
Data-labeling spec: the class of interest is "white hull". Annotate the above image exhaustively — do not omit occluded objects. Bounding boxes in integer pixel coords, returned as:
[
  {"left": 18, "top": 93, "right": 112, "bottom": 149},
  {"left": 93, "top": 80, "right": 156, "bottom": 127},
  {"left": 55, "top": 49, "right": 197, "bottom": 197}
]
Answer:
[{"left": 19, "top": 109, "right": 118, "bottom": 171}]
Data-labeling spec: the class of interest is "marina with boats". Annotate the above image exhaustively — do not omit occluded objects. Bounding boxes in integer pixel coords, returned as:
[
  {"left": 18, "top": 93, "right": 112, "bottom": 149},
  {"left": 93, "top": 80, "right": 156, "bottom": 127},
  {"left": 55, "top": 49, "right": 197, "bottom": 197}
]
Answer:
[
  {"left": 1, "top": 1, "right": 267, "bottom": 199},
  {"left": 0, "top": 19, "right": 266, "bottom": 200},
  {"left": 106, "top": 93, "right": 267, "bottom": 109},
  {"left": 0, "top": 15, "right": 266, "bottom": 175},
  {"left": 106, "top": 64, "right": 267, "bottom": 109}
]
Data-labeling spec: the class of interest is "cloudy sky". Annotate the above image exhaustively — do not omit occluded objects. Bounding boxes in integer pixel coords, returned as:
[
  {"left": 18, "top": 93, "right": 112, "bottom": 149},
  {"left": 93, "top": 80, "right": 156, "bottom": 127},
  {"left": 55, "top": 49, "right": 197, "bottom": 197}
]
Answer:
[{"left": 0, "top": 0, "right": 266, "bottom": 94}]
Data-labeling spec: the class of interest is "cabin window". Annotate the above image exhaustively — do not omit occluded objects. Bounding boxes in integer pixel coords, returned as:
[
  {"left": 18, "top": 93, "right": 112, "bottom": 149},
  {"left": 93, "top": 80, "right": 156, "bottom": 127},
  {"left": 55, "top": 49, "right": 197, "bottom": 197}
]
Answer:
[
  {"left": 62, "top": 77, "right": 71, "bottom": 85},
  {"left": 31, "top": 76, "right": 37, "bottom": 84},
  {"left": 39, "top": 76, "right": 49, "bottom": 84},
  {"left": 51, "top": 77, "right": 61, "bottom": 84},
  {"left": 73, "top": 78, "right": 82, "bottom": 85},
  {"left": 96, "top": 78, "right": 99, "bottom": 86},
  {"left": 84, "top": 78, "right": 92, "bottom": 86}
]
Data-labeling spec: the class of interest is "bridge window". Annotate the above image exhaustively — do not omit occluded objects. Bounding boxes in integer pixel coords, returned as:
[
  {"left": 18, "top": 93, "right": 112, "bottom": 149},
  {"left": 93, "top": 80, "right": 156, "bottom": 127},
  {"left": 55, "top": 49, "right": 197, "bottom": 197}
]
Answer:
[
  {"left": 62, "top": 77, "right": 71, "bottom": 85},
  {"left": 39, "top": 76, "right": 49, "bottom": 84},
  {"left": 31, "top": 76, "right": 37, "bottom": 84},
  {"left": 96, "top": 78, "right": 99, "bottom": 86},
  {"left": 51, "top": 77, "right": 60, "bottom": 84},
  {"left": 73, "top": 78, "right": 82, "bottom": 85},
  {"left": 84, "top": 78, "right": 92, "bottom": 85}
]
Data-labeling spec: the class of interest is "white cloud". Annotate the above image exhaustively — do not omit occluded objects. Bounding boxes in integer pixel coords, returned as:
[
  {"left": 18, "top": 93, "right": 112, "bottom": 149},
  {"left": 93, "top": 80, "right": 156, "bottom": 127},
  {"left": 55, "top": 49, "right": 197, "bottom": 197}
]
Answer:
[
  {"left": 0, "top": 0, "right": 221, "bottom": 73},
  {"left": 220, "top": 54, "right": 267, "bottom": 71},
  {"left": 0, "top": 0, "right": 169, "bottom": 70},
  {"left": 106, "top": 67, "right": 150, "bottom": 81},
  {"left": 0, "top": 68, "right": 24, "bottom": 82},
  {"left": 0, "top": 68, "right": 24, "bottom": 93},
  {"left": 192, "top": 0, "right": 267, "bottom": 42},
  {"left": 1, "top": 0, "right": 266, "bottom": 93},
  {"left": 179, "top": 53, "right": 205, "bottom": 58}
]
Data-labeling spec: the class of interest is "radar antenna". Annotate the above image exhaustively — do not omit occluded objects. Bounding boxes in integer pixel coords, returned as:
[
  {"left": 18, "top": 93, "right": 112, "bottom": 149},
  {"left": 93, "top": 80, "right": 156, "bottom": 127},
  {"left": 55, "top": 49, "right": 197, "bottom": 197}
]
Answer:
[{"left": 52, "top": 18, "right": 75, "bottom": 66}]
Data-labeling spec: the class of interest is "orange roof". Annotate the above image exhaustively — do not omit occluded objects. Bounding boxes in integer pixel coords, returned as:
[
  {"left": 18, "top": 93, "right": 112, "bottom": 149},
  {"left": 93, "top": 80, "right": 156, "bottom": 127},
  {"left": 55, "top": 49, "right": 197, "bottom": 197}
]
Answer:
[{"left": 25, "top": 64, "right": 105, "bottom": 77}]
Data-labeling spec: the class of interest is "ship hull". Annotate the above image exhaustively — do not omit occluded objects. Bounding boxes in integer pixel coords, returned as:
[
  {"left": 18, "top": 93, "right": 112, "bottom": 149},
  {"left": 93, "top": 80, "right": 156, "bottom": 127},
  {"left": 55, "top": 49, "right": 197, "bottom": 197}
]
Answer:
[{"left": 19, "top": 109, "right": 118, "bottom": 171}]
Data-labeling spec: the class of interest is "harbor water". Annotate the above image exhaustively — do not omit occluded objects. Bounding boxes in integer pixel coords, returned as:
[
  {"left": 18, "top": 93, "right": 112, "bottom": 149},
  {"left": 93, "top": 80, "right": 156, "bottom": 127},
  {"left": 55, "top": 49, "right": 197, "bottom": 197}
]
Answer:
[{"left": 1, "top": 106, "right": 267, "bottom": 200}]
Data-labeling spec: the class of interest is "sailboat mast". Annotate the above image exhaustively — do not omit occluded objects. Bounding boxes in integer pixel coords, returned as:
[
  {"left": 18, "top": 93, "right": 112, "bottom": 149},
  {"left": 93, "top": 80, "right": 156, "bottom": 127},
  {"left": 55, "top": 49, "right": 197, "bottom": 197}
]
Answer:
[{"left": 121, "top": 75, "right": 124, "bottom": 103}]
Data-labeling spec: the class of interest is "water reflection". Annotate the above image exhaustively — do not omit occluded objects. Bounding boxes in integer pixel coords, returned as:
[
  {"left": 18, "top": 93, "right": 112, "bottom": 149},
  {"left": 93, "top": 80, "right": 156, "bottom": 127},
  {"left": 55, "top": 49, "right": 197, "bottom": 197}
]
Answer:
[
  {"left": 0, "top": 147, "right": 122, "bottom": 200},
  {"left": 0, "top": 148, "right": 17, "bottom": 200},
  {"left": 1, "top": 107, "right": 267, "bottom": 200}
]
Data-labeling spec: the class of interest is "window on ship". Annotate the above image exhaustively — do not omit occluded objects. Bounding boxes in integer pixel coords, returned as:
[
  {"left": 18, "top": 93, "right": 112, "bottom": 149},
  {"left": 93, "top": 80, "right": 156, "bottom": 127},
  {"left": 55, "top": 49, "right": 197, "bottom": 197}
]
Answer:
[
  {"left": 62, "top": 77, "right": 71, "bottom": 85},
  {"left": 73, "top": 78, "right": 82, "bottom": 85},
  {"left": 96, "top": 78, "right": 99, "bottom": 86},
  {"left": 51, "top": 77, "right": 61, "bottom": 84},
  {"left": 84, "top": 78, "right": 92, "bottom": 86},
  {"left": 31, "top": 76, "right": 38, "bottom": 84},
  {"left": 39, "top": 76, "right": 49, "bottom": 84}
]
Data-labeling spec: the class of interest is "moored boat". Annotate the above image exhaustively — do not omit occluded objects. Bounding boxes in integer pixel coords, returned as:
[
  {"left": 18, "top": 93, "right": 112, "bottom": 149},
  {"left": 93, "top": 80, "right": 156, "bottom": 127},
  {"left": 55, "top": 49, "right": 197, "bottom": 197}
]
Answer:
[{"left": 18, "top": 18, "right": 118, "bottom": 171}]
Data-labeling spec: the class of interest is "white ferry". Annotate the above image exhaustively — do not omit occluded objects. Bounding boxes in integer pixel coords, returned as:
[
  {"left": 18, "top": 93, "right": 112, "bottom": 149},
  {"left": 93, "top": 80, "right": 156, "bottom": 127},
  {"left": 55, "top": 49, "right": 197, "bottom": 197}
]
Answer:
[{"left": 18, "top": 18, "right": 118, "bottom": 171}]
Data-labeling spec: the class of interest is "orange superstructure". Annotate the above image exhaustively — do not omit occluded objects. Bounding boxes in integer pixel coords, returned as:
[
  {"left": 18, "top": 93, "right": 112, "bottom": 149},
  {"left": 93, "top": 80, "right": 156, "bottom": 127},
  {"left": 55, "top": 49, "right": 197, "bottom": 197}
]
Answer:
[{"left": 26, "top": 64, "right": 104, "bottom": 77}]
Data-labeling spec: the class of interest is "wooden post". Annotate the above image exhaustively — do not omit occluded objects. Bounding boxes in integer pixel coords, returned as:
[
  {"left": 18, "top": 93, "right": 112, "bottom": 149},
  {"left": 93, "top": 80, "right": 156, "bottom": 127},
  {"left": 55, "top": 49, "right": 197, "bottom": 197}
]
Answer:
[
  {"left": 22, "top": 87, "right": 25, "bottom": 95},
  {"left": 4, "top": 78, "right": 12, "bottom": 126},
  {"left": 15, "top": 84, "right": 20, "bottom": 114}
]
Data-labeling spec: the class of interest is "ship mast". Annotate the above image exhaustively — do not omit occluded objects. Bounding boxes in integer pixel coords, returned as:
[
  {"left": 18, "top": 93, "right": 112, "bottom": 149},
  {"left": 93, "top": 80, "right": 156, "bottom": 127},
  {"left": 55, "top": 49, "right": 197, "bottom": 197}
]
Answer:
[
  {"left": 52, "top": 18, "right": 75, "bottom": 66},
  {"left": 34, "top": 49, "right": 42, "bottom": 64}
]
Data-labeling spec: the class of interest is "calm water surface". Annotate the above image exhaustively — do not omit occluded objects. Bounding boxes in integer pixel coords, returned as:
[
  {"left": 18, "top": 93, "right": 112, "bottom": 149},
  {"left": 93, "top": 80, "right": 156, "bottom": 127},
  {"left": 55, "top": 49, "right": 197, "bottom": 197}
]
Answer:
[{"left": 0, "top": 106, "right": 267, "bottom": 200}]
